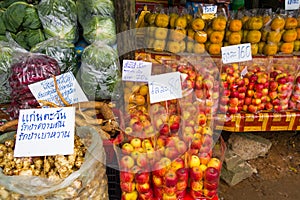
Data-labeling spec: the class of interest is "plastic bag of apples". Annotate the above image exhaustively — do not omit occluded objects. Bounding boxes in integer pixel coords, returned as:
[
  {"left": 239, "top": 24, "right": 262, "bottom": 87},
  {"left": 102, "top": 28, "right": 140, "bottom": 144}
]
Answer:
[{"left": 112, "top": 54, "right": 226, "bottom": 200}]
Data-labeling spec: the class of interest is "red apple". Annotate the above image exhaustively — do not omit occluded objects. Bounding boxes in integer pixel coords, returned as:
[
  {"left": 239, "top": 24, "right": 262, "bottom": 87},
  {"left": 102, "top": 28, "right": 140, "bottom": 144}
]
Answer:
[
  {"left": 204, "top": 181, "right": 219, "bottom": 190},
  {"left": 120, "top": 171, "right": 135, "bottom": 183},
  {"left": 253, "top": 91, "right": 263, "bottom": 99},
  {"left": 120, "top": 181, "right": 136, "bottom": 193},
  {"left": 162, "top": 192, "right": 177, "bottom": 200},
  {"left": 164, "top": 170, "right": 178, "bottom": 187},
  {"left": 228, "top": 106, "right": 238, "bottom": 114},
  {"left": 138, "top": 189, "right": 153, "bottom": 200},
  {"left": 229, "top": 97, "right": 239, "bottom": 107},
  {"left": 176, "top": 168, "right": 189, "bottom": 182},
  {"left": 176, "top": 180, "right": 188, "bottom": 191},
  {"left": 248, "top": 104, "right": 258, "bottom": 113},
  {"left": 191, "top": 137, "right": 203, "bottom": 149},
  {"left": 159, "top": 123, "right": 170, "bottom": 135},
  {"left": 165, "top": 147, "right": 179, "bottom": 160},
  {"left": 136, "top": 154, "right": 148, "bottom": 168},
  {"left": 203, "top": 188, "right": 218, "bottom": 198},
  {"left": 190, "top": 166, "right": 203, "bottom": 181},
  {"left": 131, "top": 121, "right": 144, "bottom": 132},
  {"left": 176, "top": 189, "right": 187, "bottom": 199},
  {"left": 171, "top": 157, "right": 185, "bottom": 171},
  {"left": 153, "top": 186, "right": 163, "bottom": 198},
  {"left": 220, "top": 96, "right": 230, "bottom": 104},
  {"left": 135, "top": 170, "right": 150, "bottom": 184},
  {"left": 204, "top": 167, "right": 220, "bottom": 183},
  {"left": 169, "top": 122, "right": 180, "bottom": 133},
  {"left": 189, "top": 189, "right": 203, "bottom": 199},
  {"left": 163, "top": 186, "right": 177, "bottom": 196}
]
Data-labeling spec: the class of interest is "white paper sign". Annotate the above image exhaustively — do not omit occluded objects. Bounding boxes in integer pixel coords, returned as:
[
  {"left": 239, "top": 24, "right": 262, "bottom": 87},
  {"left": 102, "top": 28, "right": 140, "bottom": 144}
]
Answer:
[
  {"left": 148, "top": 72, "right": 182, "bottom": 103},
  {"left": 203, "top": 5, "right": 218, "bottom": 14},
  {"left": 285, "top": 0, "right": 300, "bottom": 10},
  {"left": 28, "top": 72, "right": 88, "bottom": 106},
  {"left": 221, "top": 43, "right": 252, "bottom": 64},
  {"left": 122, "top": 60, "right": 152, "bottom": 82},
  {"left": 14, "top": 107, "right": 75, "bottom": 157}
]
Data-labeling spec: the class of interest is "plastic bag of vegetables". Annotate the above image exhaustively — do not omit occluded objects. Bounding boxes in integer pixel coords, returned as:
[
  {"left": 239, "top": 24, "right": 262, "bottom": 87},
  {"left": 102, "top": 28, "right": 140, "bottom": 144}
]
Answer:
[
  {"left": 77, "top": 0, "right": 116, "bottom": 45},
  {"left": 3, "top": 1, "right": 45, "bottom": 50},
  {"left": 78, "top": 41, "right": 121, "bottom": 100},
  {"left": 0, "top": 126, "right": 109, "bottom": 199},
  {"left": 31, "top": 37, "right": 78, "bottom": 74},
  {"left": 0, "top": 42, "right": 13, "bottom": 104},
  {"left": 37, "top": 0, "right": 79, "bottom": 43},
  {"left": 7, "top": 52, "right": 61, "bottom": 119}
]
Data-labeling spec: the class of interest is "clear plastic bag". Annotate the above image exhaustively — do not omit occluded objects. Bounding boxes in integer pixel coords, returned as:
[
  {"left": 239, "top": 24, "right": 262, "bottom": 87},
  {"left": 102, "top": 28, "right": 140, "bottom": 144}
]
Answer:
[
  {"left": 0, "top": 42, "right": 13, "bottom": 104},
  {"left": 0, "top": 126, "right": 109, "bottom": 200}
]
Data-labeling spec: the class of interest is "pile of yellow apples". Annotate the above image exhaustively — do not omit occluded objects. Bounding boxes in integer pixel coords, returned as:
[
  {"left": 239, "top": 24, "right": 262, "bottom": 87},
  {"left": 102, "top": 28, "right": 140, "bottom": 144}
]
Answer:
[{"left": 140, "top": 7, "right": 300, "bottom": 56}]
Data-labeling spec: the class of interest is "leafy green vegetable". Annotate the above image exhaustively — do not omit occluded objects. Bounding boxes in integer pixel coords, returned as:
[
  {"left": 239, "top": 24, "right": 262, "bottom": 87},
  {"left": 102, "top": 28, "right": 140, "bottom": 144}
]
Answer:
[
  {"left": 31, "top": 37, "right": 78, "bottom": 74},
  {"left": 4, "top": 2, "right": 41, "bottom": 33},
  {"left": 0, "top": 9, "right": 6, "bottom": 35},
  {"left": 12, "top": 29, "right": 45, "bottom": 50},
  {"left": 0, "top": 0, "right": 26, "bottom": 8},
  {"left": 82, "top": 16, "right": 116, "bottom": 45},
  {"left": 38, "top": 0, "right": 78, "bottom": 42},
  {"left": 77, "top": 0, "right": 114, "bottom": 24},
  {"left": 0, "top": 42, "right": 13, "bottom": 103},
  {"left": 79, "top": 41, "right": 120, "bottom": 100},
  {"left": 0, "top": 35, "right": 7, "bottom": 41}
]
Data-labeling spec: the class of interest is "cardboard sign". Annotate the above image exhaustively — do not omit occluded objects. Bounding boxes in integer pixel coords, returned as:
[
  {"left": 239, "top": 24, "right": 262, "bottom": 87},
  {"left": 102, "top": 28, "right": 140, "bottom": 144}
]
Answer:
[
  {"left": 148, "top": 72, "right": 182, "bottom": 103},
  {"left": 28, "top": 72, "right": 88, "bottom": 106},
  {"left": 285, "top": 0, "right": 300, "bottom": 10},
  {"left": 14, "top": 107, "right": 75, "bottom": 157},
  {"left": 122, "top": 60, "right": 152, "bottom": 82},
  {"left": 221, "top": 43, "right": 252, "bottom": 64}
]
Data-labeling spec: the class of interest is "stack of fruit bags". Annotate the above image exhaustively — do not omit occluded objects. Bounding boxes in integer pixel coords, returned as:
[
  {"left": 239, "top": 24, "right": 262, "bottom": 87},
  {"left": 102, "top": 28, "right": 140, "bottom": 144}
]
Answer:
[
  {"left": 289, "top": 57, "right": 300, "bottom": 110},
  {"left": 112, "top": 54, "right": 226, "bottom": 200}
]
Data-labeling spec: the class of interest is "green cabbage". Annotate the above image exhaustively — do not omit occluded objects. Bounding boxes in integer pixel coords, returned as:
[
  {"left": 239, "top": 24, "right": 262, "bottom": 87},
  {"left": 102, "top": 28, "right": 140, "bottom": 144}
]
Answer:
[
  {"left": 38, "top": 0, "right": 78, "bottom": 42},
  {"left": 31, "top": 37, "right": 78, "bottom": 74},
  {"left": 82, "top": 16, "right": 116, "bottom": 45},
  {"left": 77, "top": 0, "right": 114, "bottom": 23},
  {"left": 4, "top": 2, "right": 42, "bottom": 33},
  {"left": 0, "top": 9, "right": 6, "bottom": 35},
  {"left": 12, "top": 29, "right": 45, "bottom": 50},
  {"left": 79, "top": 41, "right": 120, "bottom": 100},
  {"left": 0, "top": 42, "right": 13, "bottom": 103}
]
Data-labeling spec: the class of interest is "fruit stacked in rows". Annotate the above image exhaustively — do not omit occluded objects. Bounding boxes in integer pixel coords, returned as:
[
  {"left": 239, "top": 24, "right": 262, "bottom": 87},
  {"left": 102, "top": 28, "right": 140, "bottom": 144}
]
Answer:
[
  {"left": 187, "top": 17, "right": 207, "bottom": 54},
  {"left": 289, "top": 71, "right": 300, "bottom": 110},
  {"left": 268, "top": 57, "right": 297, "bottom": 112},
  {"left": 224, "top": 18, "right": 243, "bottom": 47},
  {"left": 206, "top": 15, "right": 227, "bottom": 55}
]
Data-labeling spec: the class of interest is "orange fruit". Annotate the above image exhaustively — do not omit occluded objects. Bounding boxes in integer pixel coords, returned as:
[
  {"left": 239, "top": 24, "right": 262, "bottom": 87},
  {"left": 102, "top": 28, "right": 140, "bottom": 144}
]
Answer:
[
  {"left": 166, "top": 41, "right": 181, "bottom": 53},
  {"left": 187, "top": 29, "right": 195, "bottom": 41},
  {"left": 282, "top": 29, "right": 297, "bottom": 42},
  {"left": 271, "top": 16, "right": 285, "bottom": 31},
  {"left": 280, "top": 42, "right": 294, "bottom": 54},
  {"left": 229, "top": 19, "right": 243, "bottom": 32},
  {"left": 267, "top": 30, "right": 282, "bottom": 43},
  {"left": 208, "top": 43, "right": 222, "bottom": 55},
  {"left": 155, "top": 13, "right": 169, "bottom": 28},
  {"left": 285, "top": 17, "right": 298, "bottom": 29},
  {"left": 228, "top": 32, "right": 242, "bottom": 45},
  {"left": 296, "top": 27, "right": 300, "bottom": 40},
  {"left": 154, "top": 27, "right": 169, "bottom": 40},
  {"left": 263, "top": 43, "right": 278, "bottom": 55},
  {"left": 263, "top": 16, "right": 271, "bottom": 25},
  {"left": 212, "top": 16, "right": 227, "bottom": 31},
  {"left": 247, "top": 17, "right": 263, "bottom": 30},
  {"left": 169, "top": 29, "right": 186, "bottom": 41},
  {"left": 193, "top": 43, "right": 206, "bottom": 54},
  {"left": 209, "top": 31, "right": 224, "bottom": 44},
  {"left": 139, "top": 85, "right": 149, "bottom": 96},
  {"left": 194, "top": 31, "right": 207, "bottom": 43},
  {"left": 246, "top": 30, "right": 261, "bottom": 43},
  {"left": 175, "top": 16, "right": 188, "bottom": 29},
  {"left": 191, "top": 18, "right": 205, "bottom": 31},
  {"left": 153, "top": 39, "right": 166, "bottom": 52},
  {"left": 251, "top": 43, "right": 259, "bottom": 55},
  {"left": 135, "top": 95, "right": 146, "bottom": 105}
]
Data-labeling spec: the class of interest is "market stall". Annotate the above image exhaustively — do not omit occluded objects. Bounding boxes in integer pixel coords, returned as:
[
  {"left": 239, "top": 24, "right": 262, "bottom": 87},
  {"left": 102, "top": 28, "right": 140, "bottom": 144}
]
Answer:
[{"left": 0, "top": 0, "right": 299, "bottom": 200}]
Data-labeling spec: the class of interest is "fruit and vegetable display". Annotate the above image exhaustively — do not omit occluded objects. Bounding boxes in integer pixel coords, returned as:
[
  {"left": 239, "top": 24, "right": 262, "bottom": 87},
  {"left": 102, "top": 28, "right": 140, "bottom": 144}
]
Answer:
[
  {"left": 138, "top": 6, "right": 300, "bottom": 56},
  {"left": 113, "top": 56, "right": 225, "bottom": 200}
]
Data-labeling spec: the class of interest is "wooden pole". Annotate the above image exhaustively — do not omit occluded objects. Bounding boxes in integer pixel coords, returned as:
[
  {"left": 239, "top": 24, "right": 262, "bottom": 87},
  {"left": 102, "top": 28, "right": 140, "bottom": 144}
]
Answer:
[{"left": 113, "top": 0, "right": 136, "bottom": 62}]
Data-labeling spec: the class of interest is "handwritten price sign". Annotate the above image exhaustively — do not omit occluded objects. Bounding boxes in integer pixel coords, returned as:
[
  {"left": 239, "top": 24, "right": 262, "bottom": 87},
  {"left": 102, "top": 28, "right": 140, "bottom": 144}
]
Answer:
[
  {"left": 14, "top": 107, "right": 75, "bottom": 157},
  {"left": 285, "top": 0, "right": 300, "bottom": 10},
  {"left": 203, "top": 5, "right": 218, "bottom": 14},
  {"left": 148, "top": 72, "right": 182, "bottom": 103},
  {"left": 221, "top": 43, "right": 252, "bottom": 64},
  {"left": 122, "top": 60, "right": 152, "bottom": 82}
]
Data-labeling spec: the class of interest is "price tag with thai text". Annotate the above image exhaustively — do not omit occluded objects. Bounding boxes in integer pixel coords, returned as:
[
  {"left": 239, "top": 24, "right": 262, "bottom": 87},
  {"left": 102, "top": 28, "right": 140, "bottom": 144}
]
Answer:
[
  {"left": 148, "top": 72, "right": 182, "bottom": 103},
  {"left": 203, "top": 5, "right": 218, "bottom": 14},
  {"left": 122, "top": 60, "right": 152, "bottom": 82},
  {"left": 221, "top": 43, "right": 252, "bottom": 64},
  {"left": 285, "top": 0, "right": 300, "bottom": 10},
  {"left": 14, "top": 107, "right": 75, "bottom": 157},
  {"left": 28, "top": 72, "right": 88, "bottom": 106}
]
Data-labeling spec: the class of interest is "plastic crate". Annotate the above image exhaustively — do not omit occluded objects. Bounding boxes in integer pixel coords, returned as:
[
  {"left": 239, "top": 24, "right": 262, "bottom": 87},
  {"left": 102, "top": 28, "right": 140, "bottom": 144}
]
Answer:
[{"left": 106, "top": 165, "right": 121, "bottom": 200}]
